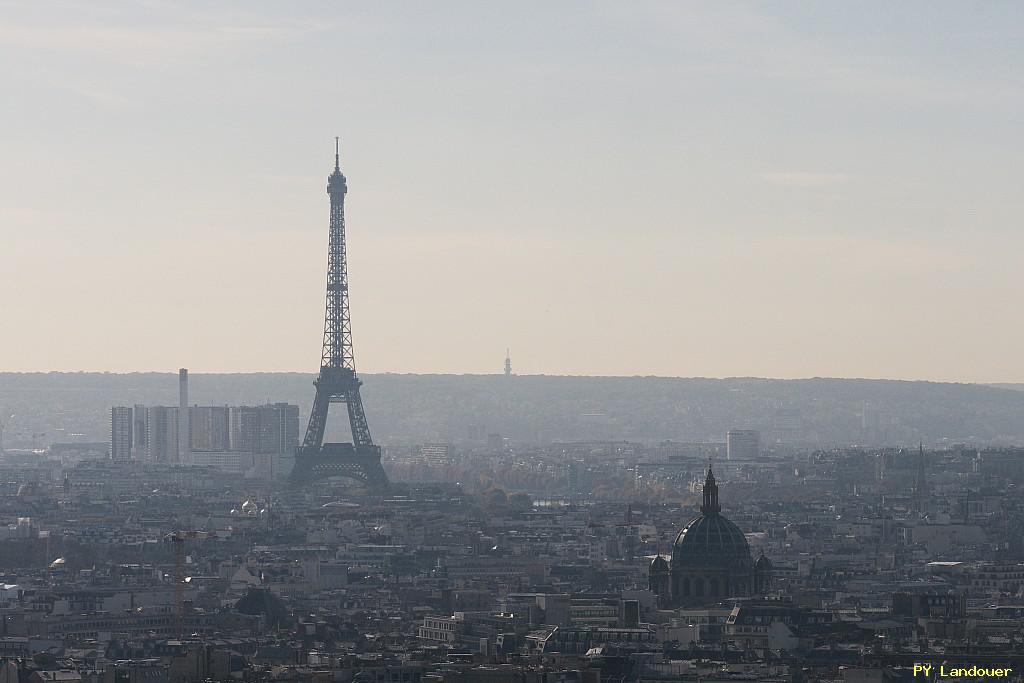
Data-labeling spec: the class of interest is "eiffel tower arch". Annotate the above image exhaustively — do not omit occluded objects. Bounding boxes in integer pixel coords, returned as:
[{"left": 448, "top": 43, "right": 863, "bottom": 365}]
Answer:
[{"left": 290, "top": 140, "right": 389, "bottom": 489}]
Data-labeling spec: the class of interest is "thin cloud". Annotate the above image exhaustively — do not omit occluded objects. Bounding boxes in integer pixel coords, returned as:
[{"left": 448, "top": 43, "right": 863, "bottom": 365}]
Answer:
[
  {"left": 761, "top": 172, "right": 850, "bottom": 188},
  {"left": 0, "top": 20, "right": 320, "bottom": 66},
  {"left": 604, "top": 3, "right": 1023, "bottom": 109}
]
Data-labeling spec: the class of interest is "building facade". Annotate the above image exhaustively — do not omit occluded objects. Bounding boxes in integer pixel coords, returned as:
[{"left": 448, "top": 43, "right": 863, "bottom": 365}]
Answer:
[
  {"left": 727, "top": 429, "right": 760, "bottom": 460},
  {"left": 110, "top": 406, "right": 133, "bottom": 464}
]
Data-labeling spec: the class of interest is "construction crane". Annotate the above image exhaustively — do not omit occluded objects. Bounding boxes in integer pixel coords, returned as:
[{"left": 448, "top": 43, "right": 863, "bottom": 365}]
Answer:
[
  {"left": 0, "top": 414, "right": 11, "bottom": 454},
  {"left": 164, "top": 530, "right": 209, "bottom": 638}
]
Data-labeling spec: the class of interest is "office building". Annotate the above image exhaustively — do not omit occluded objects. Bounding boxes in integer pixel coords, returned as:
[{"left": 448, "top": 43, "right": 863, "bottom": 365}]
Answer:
[
  {"left": 727, "top": 429, "right": 760, "bottom": 460},
  {"left": 191, "top": 406, "right": 230, "bottom": 452},
  {"left": 132, "top": 403, "right": 148, "bottom": 460},
  {"left": 146, "top": 406, "right": 179, "bottom": 463},
  {"left": 110, "top": 407, "right": 133, "bottom": 464}
]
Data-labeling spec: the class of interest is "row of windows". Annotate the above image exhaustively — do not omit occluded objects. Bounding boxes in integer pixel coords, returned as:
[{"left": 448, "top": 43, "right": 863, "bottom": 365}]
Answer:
[
  {"left": 423, "top": 619, "right": 456, "bottom": 630},
  {"left": 571, "top": 608, "right": 617, "bottom": 617},
  {"left": 975, "top": 573, "right": 1023, "bottom": 579},
  {"left": 673, "top": 577, "right": 748, "bottom": 598},
  {"left": 556, "top": 631, "right": 652, "bottom": 643}
]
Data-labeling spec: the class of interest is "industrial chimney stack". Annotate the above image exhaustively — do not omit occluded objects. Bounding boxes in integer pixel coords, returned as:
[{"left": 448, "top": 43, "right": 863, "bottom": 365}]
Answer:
[{"left": 178, "top": 368, "right": 190, "bottom": 464}]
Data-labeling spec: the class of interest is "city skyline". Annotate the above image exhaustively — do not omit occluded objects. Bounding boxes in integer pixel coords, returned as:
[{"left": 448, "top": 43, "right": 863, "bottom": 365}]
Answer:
[
  {"left": 4, "top": 5, "right": 1024, "bottom": 679},
  {"left": 3, "top": 2, "right": 1024, "bottom": 381}
]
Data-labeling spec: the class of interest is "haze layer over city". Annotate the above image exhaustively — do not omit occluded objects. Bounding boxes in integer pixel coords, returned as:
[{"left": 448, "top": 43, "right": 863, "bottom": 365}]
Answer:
[
  {"left": 2, "top": 3, "right": 1024, "bottom": 683},
  {"left": 4, "top": 2, "right": 1024, "bottom": 380}
]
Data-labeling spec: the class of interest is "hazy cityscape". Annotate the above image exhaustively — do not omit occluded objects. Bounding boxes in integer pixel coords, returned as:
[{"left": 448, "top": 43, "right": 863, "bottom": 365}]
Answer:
[{"left": 4, "top": 3, "right": 1024, "bottom": 683}]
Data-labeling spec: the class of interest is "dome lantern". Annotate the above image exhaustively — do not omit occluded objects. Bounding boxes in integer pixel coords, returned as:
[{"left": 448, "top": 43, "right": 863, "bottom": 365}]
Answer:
[{"left": 700, "top": 465, "right": 720, "bottom": 515}]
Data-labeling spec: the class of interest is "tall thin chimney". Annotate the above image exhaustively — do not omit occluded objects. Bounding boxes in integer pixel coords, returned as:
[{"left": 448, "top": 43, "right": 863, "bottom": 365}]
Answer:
[{"left": 179, "top": 368, "right": 190, "bottom": 464}]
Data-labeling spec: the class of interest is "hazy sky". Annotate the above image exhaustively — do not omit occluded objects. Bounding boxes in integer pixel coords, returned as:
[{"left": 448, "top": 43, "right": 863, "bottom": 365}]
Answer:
[{"left": 2, "top": 2, "right": 1023, "bottom": 381}]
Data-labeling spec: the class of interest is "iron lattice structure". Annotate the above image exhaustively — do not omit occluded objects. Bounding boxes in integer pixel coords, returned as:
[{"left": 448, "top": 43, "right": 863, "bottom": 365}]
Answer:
[{"left": 291, "top": 141, "right": 388, "bottom": 489}]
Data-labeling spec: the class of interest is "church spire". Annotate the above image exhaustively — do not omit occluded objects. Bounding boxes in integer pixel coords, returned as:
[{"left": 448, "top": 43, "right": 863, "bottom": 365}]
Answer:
[{"left": 701, "top": 464, "right": 721, "bottom": 515}]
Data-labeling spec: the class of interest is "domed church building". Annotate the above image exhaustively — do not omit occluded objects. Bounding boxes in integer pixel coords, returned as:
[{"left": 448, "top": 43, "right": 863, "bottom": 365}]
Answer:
[{"left": 649, "top": 466, "right": 771, "bottom": 608}]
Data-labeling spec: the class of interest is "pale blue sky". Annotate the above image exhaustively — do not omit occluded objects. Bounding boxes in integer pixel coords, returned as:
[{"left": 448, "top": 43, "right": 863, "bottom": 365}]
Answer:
[{"left": 2, "top": 2, "right": 1023, "bottom": 380}]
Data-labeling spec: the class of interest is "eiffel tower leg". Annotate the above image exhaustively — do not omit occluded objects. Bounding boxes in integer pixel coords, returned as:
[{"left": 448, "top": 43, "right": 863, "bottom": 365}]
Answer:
[
  {"left": 303, "top": 381, "right": 330, "bottom": 448},
  {"left": 346, "top": 387, "right": 373, "bottom": 448},
  {"left": 361, "top": 458, "right": 389, "bottom": 489}
]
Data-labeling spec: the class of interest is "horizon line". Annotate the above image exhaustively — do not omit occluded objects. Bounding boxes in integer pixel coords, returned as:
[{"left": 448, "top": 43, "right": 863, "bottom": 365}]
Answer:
[{"left": 0, "top": 369, "right": 1021, "bottom": 387}]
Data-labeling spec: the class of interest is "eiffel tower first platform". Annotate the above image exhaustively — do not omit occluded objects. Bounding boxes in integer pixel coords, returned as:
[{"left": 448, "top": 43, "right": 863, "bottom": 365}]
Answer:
[{"left": 290, "top": 140, "right": 389, "bottom": 489}]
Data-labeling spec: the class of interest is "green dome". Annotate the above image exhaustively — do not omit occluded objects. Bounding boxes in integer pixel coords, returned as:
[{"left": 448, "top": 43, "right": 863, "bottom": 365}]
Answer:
[
  {"left": 672, "top": 513, "right": 752, "bottom": 569},
  {"left": 670, "top": 466, "right": 752, "bottom": 570}
]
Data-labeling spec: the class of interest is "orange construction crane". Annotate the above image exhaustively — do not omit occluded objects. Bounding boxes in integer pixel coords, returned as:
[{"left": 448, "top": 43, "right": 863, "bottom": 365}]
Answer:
[{"left": 164, "top": 530, "right": 209, "bottom": 638}]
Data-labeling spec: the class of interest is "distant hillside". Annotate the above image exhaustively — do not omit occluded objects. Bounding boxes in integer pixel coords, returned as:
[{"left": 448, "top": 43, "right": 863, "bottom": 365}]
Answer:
[{"left": 2, "top": 373, "right": 1024, "bottom": 449}]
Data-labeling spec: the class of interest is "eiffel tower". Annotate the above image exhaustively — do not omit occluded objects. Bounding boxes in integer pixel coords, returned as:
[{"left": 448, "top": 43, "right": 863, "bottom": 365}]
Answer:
[{"left": 290, "top": 140, "right": 389, "bottom": 489}]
